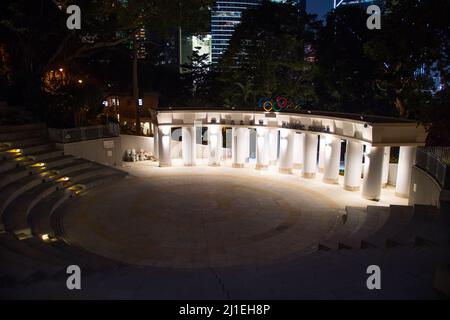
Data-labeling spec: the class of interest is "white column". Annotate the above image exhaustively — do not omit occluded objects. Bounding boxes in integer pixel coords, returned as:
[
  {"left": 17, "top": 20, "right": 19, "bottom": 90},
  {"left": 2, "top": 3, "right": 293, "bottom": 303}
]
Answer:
[
  {"left": 292, "top": 133, "right": 305, "bottom": 169},
  {"left": 182, "top": 126, "right": 196, "bottom": 166},
  {"left": 323, "top": 136, "right": 341, "bottom": 184},
  {"left": 208, "top": 125, "right": 221, "bottom": 166},
  {"left": 303, "top": 133, "right": 318, "bottom": 178},
  {"left": 269, "top": 129, "right": 278, "bottom": 166},
  {"left": 344, "top": 140, "right": 363, "bottom": 191},
  {"left": 154, "top": 127, "right": 159, "bottom": 159},
  {"left": 232, "top": 127, "right": 247, "bottom": 168},
  {"left": 158, "top": 126, "right": 171, "bottom": 167},
  {"left": 278, "top": 129, "right": 294, "bottom": 174},
  {"left": 381, "top": 146, "right": 390, "bottom": 187},
  {"left": 318, "top": 135, "right": 326, "bottom": 173},
  {"left": 244, "top": 127, "right": 250, "bottom": 161},
  {"left": 361, "top": 145, "right": 384, "bottom": 201},
  {"left": 256, "top": 127, "right": 269, "bottom": 170},
  {"left": 396, "top": 146, "right": 417, "bottom": 198}
]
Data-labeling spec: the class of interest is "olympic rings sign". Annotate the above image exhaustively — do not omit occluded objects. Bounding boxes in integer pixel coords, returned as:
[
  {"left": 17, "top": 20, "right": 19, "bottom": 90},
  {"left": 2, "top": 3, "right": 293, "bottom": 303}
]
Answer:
[{"left": 258, "top": 96, "right": 302, "bottom": 112}]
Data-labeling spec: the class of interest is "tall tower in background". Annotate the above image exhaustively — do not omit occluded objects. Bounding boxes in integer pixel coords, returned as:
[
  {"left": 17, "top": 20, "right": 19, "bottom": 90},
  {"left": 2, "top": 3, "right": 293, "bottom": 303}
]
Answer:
[
  {"left": 211, "top": 0, "right": 306, "bottom": 64},
  {"left": 334, "top": 0, "right": 379, "bottom": 9},
  {"left": 211, "top": 0, "right": 261, "bottom": 64}
]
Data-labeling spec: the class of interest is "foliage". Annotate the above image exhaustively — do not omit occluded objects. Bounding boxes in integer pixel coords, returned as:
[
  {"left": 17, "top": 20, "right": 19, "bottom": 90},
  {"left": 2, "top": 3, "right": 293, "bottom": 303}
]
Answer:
[{"left": 212, "top": 1, "right": 319, "bottom": 110}]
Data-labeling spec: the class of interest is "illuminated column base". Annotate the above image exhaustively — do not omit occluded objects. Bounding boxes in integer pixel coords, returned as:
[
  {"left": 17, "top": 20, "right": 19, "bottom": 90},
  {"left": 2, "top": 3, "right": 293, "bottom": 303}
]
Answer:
[
  {"left": 232, "top": 127, "right": 247, "bottom": 168},
  {"left": 208, "top": 125, "right": 221, "bottom": 166},
  {"left": 344, "top": 140, "right": 363, "bottom": 191},
  {"left": 278, "top": 129, "right": 294, "bottom": 174},
  {"left": 361, "top": 146, "right": 384, "bottom": 201},
  {"left": 292, "top": 133, "right": 305, "bottom": 169},
  {"left": 303, "top": 133, "right": 318, "bottom": 179},
  {"left": 323, "top": 136, "right": 341, "bottom": 184},
  {"left": 318, "top": 135, "right": 326, "bottom": 173},
  {"left": 268, "top": 129, "right": 278, "bottom": 166},
  {"left": 395, "top": 146, "right": 416, "bottom": 198},
  {"left": 182, "top": 126, "right": 196, "bottom": 166},
  {"left": 256, "top": 127, "right": 269, "bottom": 170},
  {"left": 154, "top": 127, "right": 159, "bottom": 159},
  {"left": 381, "top": 146, "right": 390, "bottom": 188},
  {"left": 158, "top": 127, "right": 171, "bottom": 167}
]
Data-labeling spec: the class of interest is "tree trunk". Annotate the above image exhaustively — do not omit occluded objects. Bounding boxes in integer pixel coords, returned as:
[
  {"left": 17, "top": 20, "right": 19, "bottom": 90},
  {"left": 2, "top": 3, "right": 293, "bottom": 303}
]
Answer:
[{"left": 394, "top": 96, "right": 406, "bottom": 118}]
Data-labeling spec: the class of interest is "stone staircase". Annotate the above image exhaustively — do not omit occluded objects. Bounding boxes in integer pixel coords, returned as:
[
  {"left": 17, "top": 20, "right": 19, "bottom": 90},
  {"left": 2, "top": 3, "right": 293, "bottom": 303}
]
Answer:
[
  {"left": 0, "top": 122, "right": 127, "bottom": 288},
  {"left": 318, "top": 204, "right": 450, "bottom": 251}
]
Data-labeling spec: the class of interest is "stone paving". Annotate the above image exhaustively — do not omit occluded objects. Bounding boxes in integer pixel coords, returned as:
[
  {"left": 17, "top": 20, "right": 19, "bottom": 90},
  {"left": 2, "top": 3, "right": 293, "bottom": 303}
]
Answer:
[
  {"left": 62, "top": 162, "right": 406, "bottom": 268},
  {"left": 2, "top": 162, "right": 447, "bottom": 299}
]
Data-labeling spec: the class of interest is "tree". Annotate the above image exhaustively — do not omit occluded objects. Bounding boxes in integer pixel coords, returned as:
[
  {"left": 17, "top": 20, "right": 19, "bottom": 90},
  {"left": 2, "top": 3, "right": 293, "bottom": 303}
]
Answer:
[
  {"left": 314, "top": 5, "right": 386, "bottom": 114},
  {"left": 214, "top": 1, "right": 319, "bottom": 110},
  {"left": 364, "top": 0, "right": 449, "bottom": 118},
  {"left": 0, "top": 0, "right": 212, "bottom": 122},
  {"left": 181, "top": 46, "right": 211, "bottom": 102}
]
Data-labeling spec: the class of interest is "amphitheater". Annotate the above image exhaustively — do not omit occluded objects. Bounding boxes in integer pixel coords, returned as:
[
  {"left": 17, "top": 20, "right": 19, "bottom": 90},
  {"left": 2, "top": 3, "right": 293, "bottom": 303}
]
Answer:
[{"left": 0, "top": 107, "right": 449, "bottom": 299}]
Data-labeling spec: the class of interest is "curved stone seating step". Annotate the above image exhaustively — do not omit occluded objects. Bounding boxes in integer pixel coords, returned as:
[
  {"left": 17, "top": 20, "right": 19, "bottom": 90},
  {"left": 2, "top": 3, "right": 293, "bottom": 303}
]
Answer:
[
  {"left": 75, "top": 171, "right": 126, "bottom": 190},
  {"left": 0, "top": 137, "right": 48, "bottom": 151},
  {"left": 1, "top": 143, "right": 55, "bottom": 160},
  {"left": 387, "top": 205, "right": 441, "bottom": 247},
  {"left": 22, "top": 237, "right": 114, "bottom": 271},
  {"left": 0, "top": 235, "right": 64, "bottom": 282},
  {"left": 339, "top": 206, "right": 390, "bottom": 249},
  {"left": 5, "top": 162, "right": 95, "bottom": 238},
  {"left": 0, "top": 165, "right": 32, "bottom": 189},
  {"left": 49, "top": 240, "right": 125, "bottom": 270},
  {"left": 361, "top": 205, "right": 414, "bottom": 249},
  {"left": 28, "top": 189, "right": 73, "bottom": 238},
  {"left": 0, "top": 174, "right": 45, "bottom": 229},
  {"left": 15, "top": 149, "right": 64, "bottom": 162},
  {"left": 3, "top": 181, "right": 61, "bottom": 236},
  {"left": 31, "top": 171, "right": 126, "bottom": 239},
  {"left": 413, "top": 209, "right": 450, "bottom": 247},
  {"left": 26, "top": 155, "right": 75, "bottom": 172},
  {"left": 0, "top": 233, "right": 69, "bottom": 271},
  {"left": 0, "top": 123, "right": 46, "bottom": 134},
  {"left": 0, "top": 160, "right": 17, "bottom": 174},
  {"left": 45, "top": 159, "right": 92, "bottom": 177},
  {"left": 26, "top": 237, "right": 124, "bottom": 273},
  {"left": 317, "top": 207, "right": 366, "bottom": 250},
  {"left": 68, "top": 166, "right": 120, "bottom": 184},
  {"left": 0, "top": 155, "right": 76, "bottom": 189}
]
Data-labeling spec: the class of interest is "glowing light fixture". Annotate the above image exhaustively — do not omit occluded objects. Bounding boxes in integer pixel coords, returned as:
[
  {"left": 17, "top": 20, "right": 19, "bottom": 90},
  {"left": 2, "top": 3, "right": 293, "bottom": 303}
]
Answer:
[
  {"left": 77, "top": 79, "right": 83, "bottom": 84},
  {"left": 57, "top": 176, "right": 70, "bottom": 182},
  {"left": 41, "top": 234, "right": 50, "bottom": 241},
  {"left": 31, "top": 162, "right": 45, "bottom": 167}
]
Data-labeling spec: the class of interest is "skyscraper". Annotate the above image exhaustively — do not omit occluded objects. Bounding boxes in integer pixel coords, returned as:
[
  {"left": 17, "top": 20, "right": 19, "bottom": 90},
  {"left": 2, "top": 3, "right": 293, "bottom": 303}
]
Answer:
[
  {"left": 211, "top": 1, "right": 306, "bottom": 64},
  {"left": 334, "top": 0, "right": 379, "bottom": 9},
  {"left": 211, "top": 0, "right": 261, "bottom": 64}
]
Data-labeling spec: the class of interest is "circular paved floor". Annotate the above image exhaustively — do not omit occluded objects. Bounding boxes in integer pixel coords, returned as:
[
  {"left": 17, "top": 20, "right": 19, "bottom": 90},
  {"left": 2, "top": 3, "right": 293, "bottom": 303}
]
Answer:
[{"left": 62, "top": 167, "right": 345, "bottom": 268}]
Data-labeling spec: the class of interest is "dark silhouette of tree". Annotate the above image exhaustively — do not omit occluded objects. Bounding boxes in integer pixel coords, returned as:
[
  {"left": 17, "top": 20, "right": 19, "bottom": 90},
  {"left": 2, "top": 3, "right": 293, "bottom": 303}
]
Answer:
[{"left": 213, "top": 1, "right": 320, "bottom": 110}]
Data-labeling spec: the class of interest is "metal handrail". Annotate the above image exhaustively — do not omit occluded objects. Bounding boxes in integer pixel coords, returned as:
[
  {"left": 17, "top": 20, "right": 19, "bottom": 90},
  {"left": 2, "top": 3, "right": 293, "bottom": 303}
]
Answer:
[
  {"left": 48, "top": 123, "right": 120, "bottom": 143},
  {"left": 415, "top": 147, "right": 450, "bottom": 189}
]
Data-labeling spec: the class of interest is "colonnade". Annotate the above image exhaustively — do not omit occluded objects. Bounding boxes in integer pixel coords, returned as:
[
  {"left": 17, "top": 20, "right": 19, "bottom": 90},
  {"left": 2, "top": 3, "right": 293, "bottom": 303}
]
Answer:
[{"left": 157, "top": 125, "right": 417, "bottom": 201}]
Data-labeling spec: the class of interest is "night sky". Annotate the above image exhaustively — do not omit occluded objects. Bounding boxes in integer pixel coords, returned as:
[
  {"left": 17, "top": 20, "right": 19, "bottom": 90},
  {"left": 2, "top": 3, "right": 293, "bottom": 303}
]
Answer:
[{"left": 306, "top": 0, "right": 334, "bottom": 19}]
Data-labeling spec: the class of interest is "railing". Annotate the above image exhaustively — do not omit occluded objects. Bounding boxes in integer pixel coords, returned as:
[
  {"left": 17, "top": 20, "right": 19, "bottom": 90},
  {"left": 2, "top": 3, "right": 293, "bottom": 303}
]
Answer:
[
  {"left": 415, "top": 147, "right": 450, "bottom": 189},
  {"left": 48, "top": 123, "right": 120, "bottom": 143}
]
